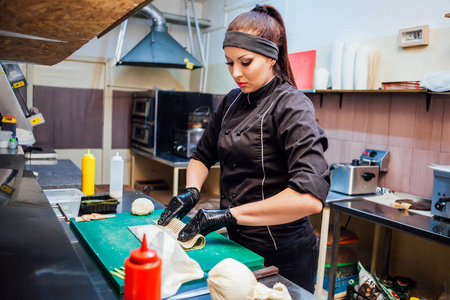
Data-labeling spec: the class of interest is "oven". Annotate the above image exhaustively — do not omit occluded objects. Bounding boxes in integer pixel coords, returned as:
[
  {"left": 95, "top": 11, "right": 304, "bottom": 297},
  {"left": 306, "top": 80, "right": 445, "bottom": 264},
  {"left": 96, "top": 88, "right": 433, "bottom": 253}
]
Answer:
[
  {"left": 131, "top": 120, "right": 154, "bottom": 150},
  {"left": 132, "top": 93, "right": 155, "bottom": 119},
  {"left": 130, "top": 90, "right": 215, "bottom": 156}
]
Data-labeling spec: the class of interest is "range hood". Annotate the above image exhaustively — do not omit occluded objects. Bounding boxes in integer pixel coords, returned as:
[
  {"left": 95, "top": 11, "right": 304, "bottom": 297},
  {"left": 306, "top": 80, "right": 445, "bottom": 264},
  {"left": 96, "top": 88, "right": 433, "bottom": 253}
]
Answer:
[{"left": 116, "top": 5, "right": 202, "bottom": 70}]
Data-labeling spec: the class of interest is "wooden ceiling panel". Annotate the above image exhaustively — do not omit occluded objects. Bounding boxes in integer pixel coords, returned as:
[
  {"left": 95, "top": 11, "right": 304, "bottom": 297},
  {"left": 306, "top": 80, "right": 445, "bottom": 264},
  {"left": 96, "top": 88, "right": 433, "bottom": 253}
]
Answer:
[
  {"left": 0, "top": 0, "right": 152, "bottom": 65},
  {"left": 0, "top": 36, "right": 88, "bottom": 65}
]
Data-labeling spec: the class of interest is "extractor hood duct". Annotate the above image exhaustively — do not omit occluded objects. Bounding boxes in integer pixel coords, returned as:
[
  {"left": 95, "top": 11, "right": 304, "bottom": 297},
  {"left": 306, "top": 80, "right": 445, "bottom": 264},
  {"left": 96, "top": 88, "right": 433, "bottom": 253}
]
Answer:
[{"left": 117, "top": 4, "right": 202, "bottom": 70}]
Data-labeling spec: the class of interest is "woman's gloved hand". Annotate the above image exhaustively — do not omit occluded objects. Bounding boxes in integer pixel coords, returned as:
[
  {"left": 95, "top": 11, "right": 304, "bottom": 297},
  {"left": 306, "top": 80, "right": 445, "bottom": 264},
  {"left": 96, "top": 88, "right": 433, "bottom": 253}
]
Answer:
[
  {"left": 157, "top": 187, "right": 201, "bottom": 226},
  {"left": 178, "top": 208, "right": 237, "bottom": 242}
]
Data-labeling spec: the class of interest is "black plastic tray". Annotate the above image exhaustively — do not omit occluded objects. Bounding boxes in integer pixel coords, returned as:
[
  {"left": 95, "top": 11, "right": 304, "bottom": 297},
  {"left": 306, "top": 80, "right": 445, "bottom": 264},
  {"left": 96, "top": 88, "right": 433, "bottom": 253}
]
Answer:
[{"left": 80, "top": 194, "right": 119, "bottom": 214}]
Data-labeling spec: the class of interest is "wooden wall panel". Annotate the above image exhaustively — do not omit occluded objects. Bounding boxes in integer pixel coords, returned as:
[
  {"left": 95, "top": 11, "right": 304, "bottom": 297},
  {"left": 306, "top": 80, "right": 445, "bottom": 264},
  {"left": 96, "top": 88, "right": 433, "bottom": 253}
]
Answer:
[
  {"left": 33, "top": 86, "right": 103, "bottom": 148},
  {"left": 112, "top": 90, "right": 133, "bottom": 149}
]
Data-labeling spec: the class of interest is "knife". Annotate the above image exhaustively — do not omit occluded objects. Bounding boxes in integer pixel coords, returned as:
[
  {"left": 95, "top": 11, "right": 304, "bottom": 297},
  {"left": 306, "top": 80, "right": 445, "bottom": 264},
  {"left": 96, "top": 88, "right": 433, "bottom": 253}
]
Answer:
[{"left": 165, "top": 266, "right": 279, "bottom": 300}]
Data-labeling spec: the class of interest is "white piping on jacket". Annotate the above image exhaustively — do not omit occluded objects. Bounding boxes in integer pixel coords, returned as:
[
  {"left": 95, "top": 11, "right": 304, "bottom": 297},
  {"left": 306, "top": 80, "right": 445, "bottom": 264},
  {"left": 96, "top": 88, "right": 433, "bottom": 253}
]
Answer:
[
  {"left": 222, "top": 91, "right": 279, "bottom": 251},
  {"left": 260, "top": 100, "right": 278, "bottom": 251},
  {"left": 221, "top": 92, "right": 241, "bottom": 127}
]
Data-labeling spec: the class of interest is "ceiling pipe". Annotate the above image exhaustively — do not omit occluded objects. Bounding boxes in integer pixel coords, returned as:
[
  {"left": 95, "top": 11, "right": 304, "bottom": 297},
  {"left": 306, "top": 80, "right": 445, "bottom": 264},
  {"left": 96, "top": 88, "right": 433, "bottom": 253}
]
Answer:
[{"left": 134, "top": 7, "right": 211, "bottom": 29}]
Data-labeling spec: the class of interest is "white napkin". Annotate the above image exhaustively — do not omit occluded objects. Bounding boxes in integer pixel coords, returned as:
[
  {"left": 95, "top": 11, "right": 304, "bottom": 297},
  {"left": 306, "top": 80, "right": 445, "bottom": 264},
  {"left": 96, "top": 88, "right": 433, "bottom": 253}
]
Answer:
[
  {"left": 315, "top": 68, "right": 329, "bottom": 90},
  {"left": 354, "top": 45, "right": 369, "bottom": 90},
  {"left": 330, "top": 41, "right": 344, "bottom": 90},
  {"left": 341, "top": 41, "right": 361, "bottom": 89},
  {"left": 135, "top": 225, "right": 205, "bottom": 298}
]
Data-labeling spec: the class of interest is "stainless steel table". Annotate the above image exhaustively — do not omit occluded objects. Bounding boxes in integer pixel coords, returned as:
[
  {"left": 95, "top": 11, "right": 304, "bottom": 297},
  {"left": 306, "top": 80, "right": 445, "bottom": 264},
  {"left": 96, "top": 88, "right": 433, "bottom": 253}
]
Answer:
[
  {"left": 131, "top": 147, "right": 220, "bottom": 196},
  {"left": 324, "top": 197, "right": 450, "bottom": 299}
]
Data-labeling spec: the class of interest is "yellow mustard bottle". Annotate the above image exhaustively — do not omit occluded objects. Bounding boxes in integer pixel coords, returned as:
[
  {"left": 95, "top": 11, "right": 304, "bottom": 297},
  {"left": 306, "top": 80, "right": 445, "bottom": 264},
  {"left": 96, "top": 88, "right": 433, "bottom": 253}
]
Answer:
[{"left": 82, "top": 149, "right": 95, "bottom": 196}]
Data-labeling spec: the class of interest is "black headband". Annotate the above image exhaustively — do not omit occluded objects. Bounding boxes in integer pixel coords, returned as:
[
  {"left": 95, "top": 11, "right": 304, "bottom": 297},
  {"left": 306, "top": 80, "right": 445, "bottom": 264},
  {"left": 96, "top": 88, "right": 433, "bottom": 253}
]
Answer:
[{"left": 223, "top": 31, "right": 279, "bottom": 60}]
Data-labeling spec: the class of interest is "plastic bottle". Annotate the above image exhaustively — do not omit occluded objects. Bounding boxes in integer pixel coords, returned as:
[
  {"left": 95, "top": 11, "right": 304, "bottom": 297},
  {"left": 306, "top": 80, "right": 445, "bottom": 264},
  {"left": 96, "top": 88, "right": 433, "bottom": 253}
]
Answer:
[
  {"left": 109, "top": 152, "right": 124, "bottom": 198},
  {"left": 8, "top": 137, "right": 18, "bottom": 149},
  {"left": 124, "top": 234, "right": 161, "bottom": 300},
  {"left": 82, "top": 149, "right": 95, "bottom": 196}
]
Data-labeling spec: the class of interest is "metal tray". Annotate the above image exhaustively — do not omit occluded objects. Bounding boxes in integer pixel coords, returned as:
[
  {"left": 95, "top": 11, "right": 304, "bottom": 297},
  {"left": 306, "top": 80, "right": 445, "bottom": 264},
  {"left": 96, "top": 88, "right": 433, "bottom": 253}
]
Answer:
[{"left": 80, "top": 194, "right": 119, "bottom": 214}]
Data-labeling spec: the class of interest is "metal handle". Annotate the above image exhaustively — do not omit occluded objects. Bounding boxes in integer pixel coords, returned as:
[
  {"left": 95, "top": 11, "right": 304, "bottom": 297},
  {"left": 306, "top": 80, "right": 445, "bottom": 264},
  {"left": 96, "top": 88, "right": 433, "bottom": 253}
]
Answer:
[
  {"left": 52, "top": 203, "right": 70, "bottom": 223},
  {"left": 361, "top": 158, "right": 379, "bottom": 165},
  {"left": 435, "top": 197, "right": 450, "bottom": 211},
  {"left": 361, "top": 172, "right": 376, "bottom": 182},
  {"left": 253, "top": 265, "right": 279, "bottom": 279}
]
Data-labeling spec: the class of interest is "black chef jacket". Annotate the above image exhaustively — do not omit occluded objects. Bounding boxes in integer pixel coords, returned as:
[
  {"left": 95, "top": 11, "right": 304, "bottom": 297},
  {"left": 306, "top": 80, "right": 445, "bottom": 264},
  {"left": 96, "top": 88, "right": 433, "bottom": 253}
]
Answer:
[{"left": 191, "top": 76, "right": 330, "bottom": 250}]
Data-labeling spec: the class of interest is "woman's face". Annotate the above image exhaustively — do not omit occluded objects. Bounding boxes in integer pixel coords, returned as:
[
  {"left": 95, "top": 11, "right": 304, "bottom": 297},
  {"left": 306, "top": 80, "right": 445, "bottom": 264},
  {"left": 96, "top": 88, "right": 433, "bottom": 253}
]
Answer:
[{"left": 224, "top": 46, "right": 276, "bottom": 93}]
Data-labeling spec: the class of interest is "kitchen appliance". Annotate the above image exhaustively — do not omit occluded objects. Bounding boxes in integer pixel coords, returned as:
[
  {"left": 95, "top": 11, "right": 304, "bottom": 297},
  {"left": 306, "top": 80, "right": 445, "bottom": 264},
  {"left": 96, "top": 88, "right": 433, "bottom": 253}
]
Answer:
[
  {"left": 131, "top": 120, "right": 154, "bottom": 149},
  {"left": 132, "top": 95, "right": 155, "bottom": 119},
  {"left": 116, "top": 4, "right": 203, "bottom": 70},
  {"left": 0, "top": 63, "right": 35, "bottom": 145},
  {"left": 131, "top": 90, "right": 213, "bottom": 156},
  {"left": 431, "top": 168, "right": 450, "bottom": 219},
  {"left": 173, "top": 128, "right": 204, "bottom": 158},
  {"left": 330, "top": 149, "right": 390, "bottom": 195},
  {"left": 187, "top": 106, "right": 210, "bottom": 129}
]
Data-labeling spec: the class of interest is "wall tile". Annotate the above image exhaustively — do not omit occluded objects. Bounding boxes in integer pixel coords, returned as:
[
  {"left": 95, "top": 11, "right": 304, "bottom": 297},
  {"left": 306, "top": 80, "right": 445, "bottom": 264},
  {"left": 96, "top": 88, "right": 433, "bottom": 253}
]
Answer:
[
  {"left": 367, "top": 94, "right": 390, "bottom": 145},
  {"left": 309, "top": 93, "right": 322, "bottom": 123},
  {"left": 413, "top": 95, "right": 444, "bottom": 151},
  {"left": 388, "top": 94, "right": 416, "bottom": 148},
  {"left": 384, "top": 146, "right": 412, "bottom": 193},
  {"left": 409, "top": 149, "right": 440, "bottom": 198},
  {"left": 352, "top": 94, "right": 370, "bottom": 142},
  {"left": 335, "top": 94, "right": 356, "bottom": 141},
  {"left": 318, "top": 94, "right": 340, "bottom": 139},
  {"left": 324, "top": 138, "right": 344, "bottom": 163},
  {"left": 365, "top": 143, "right": 389, "bottom": 151},
  {"left": 438, "top": 152, "right": 450, "bottom": 165},
  {"left": 339, "top": 141, "right": 366, "bottom": 163},
  {"left": 440, "top": 96, "right": 450, "bottom": 153}
]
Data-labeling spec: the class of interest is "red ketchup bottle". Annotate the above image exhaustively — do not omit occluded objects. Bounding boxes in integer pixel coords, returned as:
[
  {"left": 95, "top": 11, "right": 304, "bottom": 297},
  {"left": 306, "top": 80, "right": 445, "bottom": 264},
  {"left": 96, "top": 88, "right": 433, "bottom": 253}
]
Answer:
[{"left": 124, "top": 234, "right": 162, "bottom": 300}]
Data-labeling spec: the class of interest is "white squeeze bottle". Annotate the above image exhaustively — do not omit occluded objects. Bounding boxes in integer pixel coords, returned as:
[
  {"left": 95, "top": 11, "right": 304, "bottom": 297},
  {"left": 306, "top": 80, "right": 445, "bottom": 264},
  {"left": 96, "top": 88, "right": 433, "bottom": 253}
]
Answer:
[{"left": 110, "top": 152, "right": 124, "bottom": 198}]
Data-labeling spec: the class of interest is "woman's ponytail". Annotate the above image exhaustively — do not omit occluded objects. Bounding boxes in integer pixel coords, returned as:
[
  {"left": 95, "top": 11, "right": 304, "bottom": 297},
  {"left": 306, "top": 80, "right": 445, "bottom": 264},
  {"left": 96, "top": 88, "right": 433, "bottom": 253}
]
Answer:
[{"left": 227, "top": 5, "right": 296, "bottom": 88}]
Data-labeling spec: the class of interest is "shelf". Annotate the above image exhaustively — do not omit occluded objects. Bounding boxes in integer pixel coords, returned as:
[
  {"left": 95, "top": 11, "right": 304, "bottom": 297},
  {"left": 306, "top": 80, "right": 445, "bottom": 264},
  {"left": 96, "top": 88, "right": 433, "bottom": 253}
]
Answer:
[
  {"left": 303, "top": 89, "right": 449, "bottom": 112},
  {"left": 313, "top": 89, "right": 427, "bottom": 93}
]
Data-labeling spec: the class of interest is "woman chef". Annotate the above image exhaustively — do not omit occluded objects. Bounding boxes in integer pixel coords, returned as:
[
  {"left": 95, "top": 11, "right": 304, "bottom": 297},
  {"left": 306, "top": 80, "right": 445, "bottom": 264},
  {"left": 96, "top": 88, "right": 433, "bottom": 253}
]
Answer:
[{"left": 158, "top": 4, "right": 330, "bottom": 293}]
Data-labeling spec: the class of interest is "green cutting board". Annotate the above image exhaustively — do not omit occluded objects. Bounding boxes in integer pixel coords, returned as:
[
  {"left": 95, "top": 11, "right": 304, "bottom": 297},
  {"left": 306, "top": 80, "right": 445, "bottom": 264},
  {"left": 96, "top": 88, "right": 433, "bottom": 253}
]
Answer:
[{"left": 70, "top": 210, "right": 264, "bottom": 294}]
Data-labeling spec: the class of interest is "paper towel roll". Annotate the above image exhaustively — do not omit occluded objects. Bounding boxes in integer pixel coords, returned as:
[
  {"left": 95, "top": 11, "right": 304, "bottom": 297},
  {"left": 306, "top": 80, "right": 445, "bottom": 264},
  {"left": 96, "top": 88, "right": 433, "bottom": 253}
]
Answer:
[
  {"left": 330, "top": 41, "right": 344, "bottom": 90},
  {"left": 315, "top": 68, "right": 329, "bottom": 90},
  {"left": 341, "top": 41, "right": 361, "bottom": 89},
  {"left": 354, "top": 45, "right": 369, "bottom": 90}
]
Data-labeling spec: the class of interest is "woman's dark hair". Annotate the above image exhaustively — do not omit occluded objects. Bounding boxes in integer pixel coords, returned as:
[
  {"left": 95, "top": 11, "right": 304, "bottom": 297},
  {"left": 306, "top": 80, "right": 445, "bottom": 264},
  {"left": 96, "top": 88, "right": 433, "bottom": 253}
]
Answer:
[{"left": 227, "top": 5, "right": 296, "bottom": 87}]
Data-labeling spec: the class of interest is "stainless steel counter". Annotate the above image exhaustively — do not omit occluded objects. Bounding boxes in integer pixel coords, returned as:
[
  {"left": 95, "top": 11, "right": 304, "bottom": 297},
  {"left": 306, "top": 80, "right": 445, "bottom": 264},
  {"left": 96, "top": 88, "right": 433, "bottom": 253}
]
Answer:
[
  {"left": 24, "top": 159, "right": 82, "bottom": 189},
  {"left": 0, "top": 170, "right": 100, "bottom": 300},
  {"left": 331, "top": 198, "right": 450, "bottom": 246},
  {"left": 324, "top": 196, "right": 450, "bottom": 299},
  {"left": 2, "top": 164, "right": 317, "bottom": 299},
  {"left": 0, "top": 146, "right": 24, "bottom": 169},
  {"left": 132, "top": 147, "right": 191, "bottom": 168}
]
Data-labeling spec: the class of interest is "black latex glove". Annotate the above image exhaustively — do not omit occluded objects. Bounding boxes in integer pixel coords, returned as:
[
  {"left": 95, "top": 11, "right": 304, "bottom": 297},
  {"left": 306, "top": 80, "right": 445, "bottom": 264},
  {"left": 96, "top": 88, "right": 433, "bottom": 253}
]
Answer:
[
  {"left": 157, "top": 187, "right": 200, "bottom": 226},
  {"left": 178, "top": 208, "right": 237, "bottom": 242}
]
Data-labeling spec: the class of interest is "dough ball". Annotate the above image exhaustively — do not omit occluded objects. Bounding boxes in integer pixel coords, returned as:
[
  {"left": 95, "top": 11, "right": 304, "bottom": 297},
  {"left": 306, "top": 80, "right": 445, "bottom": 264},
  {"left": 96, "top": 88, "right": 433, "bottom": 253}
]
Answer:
[
  {"left": 131, "top": 198, "right": 154, "bottom": 216},
  {"left": 207, "top": 258, "right": 257, "bottom": 300}
]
